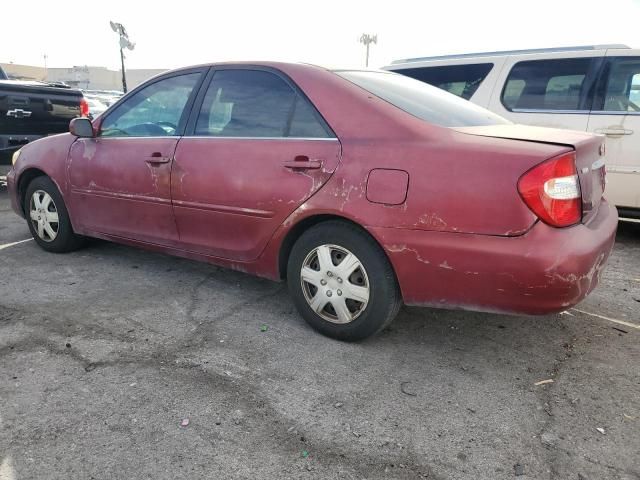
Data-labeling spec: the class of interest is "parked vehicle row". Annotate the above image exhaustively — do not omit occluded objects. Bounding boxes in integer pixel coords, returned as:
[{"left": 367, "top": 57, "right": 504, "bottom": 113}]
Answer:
[
  {"left": 81, "top": 89, "right": 124, "bottom": 118},
  {"left": 386, "top": 44, "right": 640, "bottom": 218},
  {"left": 7, "top": 62, "right": 616, "bottom": 340},
  {"left": 0, "top": 65, "right": 88, "bottom": 164}
]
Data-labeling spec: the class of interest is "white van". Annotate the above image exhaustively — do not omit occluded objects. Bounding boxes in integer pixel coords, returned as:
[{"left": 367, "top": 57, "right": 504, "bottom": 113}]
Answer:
[{"left": 386, "top": 45, "right": 640, "bottom": 219}]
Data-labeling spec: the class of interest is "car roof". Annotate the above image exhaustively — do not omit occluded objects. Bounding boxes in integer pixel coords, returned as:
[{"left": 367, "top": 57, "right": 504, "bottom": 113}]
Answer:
[{"left": 389, "top": 44, "right": 631, "bottom": 65}]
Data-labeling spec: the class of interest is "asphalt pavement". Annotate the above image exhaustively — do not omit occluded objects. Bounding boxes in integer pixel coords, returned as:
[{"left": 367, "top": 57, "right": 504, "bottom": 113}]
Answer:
[{"left": 0, "top": 177, "right": 638, "bottom": 480}]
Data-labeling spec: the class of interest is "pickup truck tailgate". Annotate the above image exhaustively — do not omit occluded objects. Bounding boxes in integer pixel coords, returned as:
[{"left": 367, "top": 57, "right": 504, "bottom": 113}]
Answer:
[{"left": 0, "top": 80, "right": 82, "bottom": 136}]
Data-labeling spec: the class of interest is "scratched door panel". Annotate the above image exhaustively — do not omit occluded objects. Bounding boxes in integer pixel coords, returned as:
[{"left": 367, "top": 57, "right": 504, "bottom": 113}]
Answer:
[
  {"left": 68, "top": 137, "right": 180, "bottom": 245},
  {"left": 171, "top": 138, "right": 341, "bottom": 261}
]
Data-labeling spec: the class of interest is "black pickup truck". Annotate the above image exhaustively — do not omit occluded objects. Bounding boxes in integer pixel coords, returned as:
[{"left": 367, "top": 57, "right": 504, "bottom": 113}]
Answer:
[{"left": 0, "top": 65, "right": 87, "bottom": 164}]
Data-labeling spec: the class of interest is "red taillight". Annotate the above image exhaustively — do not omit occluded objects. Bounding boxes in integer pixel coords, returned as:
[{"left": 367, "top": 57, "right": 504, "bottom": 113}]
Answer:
[
  {"left": 80, "top": 97, "right": 90, "bottom": 117},
  {"left": 518, "top": 151, "right": 582, "bottom": 227}
]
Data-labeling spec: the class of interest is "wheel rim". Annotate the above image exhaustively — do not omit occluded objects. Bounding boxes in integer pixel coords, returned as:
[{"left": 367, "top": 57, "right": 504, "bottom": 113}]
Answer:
[
  {"left": 300, "top": 244, "right": 370, "bottom": 324},
  {"left": 29, "top": 190, "right": 59, "bottom": 242}
]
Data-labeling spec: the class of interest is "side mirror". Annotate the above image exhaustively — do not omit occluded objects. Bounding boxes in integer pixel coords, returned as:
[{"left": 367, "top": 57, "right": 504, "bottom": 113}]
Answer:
[{"left": 69, "top": 117, "right": 94, "bottom": 138}]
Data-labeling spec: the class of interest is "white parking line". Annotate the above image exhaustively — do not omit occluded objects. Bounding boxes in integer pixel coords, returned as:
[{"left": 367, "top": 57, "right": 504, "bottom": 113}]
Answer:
[
  {"left": 572, "top": 308, "right": 640, "bottom": 330},
  {"left": 0, "top": 238, "right": 33, "bottom": 251}
]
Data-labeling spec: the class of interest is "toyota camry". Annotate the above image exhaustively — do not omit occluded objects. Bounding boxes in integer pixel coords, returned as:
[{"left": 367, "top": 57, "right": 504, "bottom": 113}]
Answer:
[{"left": 7, "top": 62, "right": 617, "bottom": 340}]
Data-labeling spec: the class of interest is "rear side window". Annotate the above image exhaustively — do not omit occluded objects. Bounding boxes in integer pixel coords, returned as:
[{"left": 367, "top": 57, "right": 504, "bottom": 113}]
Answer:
[
  {"left": 194, "top": 69, "right": 332, "bottom": 138},
  {"left": 336, "top": 70, "right": 509, "bottom": 127},
  {"left": 501, "top": 58, "right": 598, "bottom": 111},
  {"left": 594, "top": 57, "right": 640, "bottom": 112},
  {"left": 288, "top": 95, "right": 332, "bottom": 138},
  {"left": 394, "top": 63, "right": 493, "bottom": 100}
]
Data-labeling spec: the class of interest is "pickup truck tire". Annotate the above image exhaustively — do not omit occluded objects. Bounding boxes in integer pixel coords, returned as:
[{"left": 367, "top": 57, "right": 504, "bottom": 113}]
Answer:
[
  {"left": 287, "top": 220, "right": 402, "bottom": 341},
  {"left": 24, "top": 176, "right": 85, "bottom": 253}
]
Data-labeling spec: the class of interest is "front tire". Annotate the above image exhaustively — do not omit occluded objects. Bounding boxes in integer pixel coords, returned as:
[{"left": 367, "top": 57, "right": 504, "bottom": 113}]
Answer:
[
  {"left": 24, "top": 176, "right": 84, "bottom": 253},
  {"left": 287, "top": 221, "right": 401, "bottom": 341}
]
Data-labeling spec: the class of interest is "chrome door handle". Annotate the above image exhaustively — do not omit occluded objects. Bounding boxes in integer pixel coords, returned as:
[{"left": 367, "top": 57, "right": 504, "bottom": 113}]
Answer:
[{"left": 595, "top": 126, "right": 633, "bottom": 137}]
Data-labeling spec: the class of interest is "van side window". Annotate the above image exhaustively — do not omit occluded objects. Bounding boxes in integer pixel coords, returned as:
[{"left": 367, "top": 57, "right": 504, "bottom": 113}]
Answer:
[
  {"left": 594, "top": 57, "right": 640, "bottom": 112},
  {"left": 395, "top": 64, "right": 493, "bottom": 100},
  {"left": 501, "top": 58, "right": 597, "bottom": 111}
]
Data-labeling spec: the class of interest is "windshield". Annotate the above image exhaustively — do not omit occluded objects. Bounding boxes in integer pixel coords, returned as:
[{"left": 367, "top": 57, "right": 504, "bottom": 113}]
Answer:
[
  {"left": 335, "top": 70, "right": 510, "bottom": 127},
  {"left": 0, "top": 66, "right": 7, "bottom": 80}
]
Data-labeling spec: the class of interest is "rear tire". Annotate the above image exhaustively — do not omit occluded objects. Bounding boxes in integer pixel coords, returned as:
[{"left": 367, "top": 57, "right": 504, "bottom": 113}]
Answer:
[
  {"left": 287, "top": 220, "right": 401, "bottom": 341},
  {"left": 24, "top": 176, "right": 85, "bottom": 253}
]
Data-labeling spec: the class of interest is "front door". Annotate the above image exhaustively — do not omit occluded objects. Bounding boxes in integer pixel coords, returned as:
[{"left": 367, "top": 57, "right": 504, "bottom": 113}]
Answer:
[
  {"left": 172, "top": 68, "right": 341, "bottom": 261},
  {"left": 68, "top": 70, "right": 204, "bottom": 245},
  {"left": 587, "top": 52, "right": 640, "bottom": 210}
]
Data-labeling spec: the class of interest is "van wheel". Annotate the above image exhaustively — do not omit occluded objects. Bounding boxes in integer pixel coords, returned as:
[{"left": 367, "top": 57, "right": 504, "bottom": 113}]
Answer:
[
  {"left": 287, "top": 221, "right": 401, "bottom": 341},
  {"left": 24, "top": 176, "right": 85, "bottom": 253}
]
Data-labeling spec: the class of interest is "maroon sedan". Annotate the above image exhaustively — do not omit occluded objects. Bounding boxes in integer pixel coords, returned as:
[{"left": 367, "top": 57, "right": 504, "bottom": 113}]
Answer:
[{"left": 7, "top": 62, "right": 617, "bottom": 340}]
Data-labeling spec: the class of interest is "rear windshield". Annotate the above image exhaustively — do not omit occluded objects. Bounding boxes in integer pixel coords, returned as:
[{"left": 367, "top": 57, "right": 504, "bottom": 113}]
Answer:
[{"left": 335, "top": 70, "right": 509, "bottom": 127}]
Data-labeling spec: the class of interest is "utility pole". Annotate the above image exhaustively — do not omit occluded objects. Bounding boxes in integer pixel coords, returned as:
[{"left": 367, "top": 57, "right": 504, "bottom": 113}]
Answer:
[
  {"left": 110, "top": 21, "right": 135, "bottom": 93},
  {"left": 359, "top": 34, "right": 377, "bottom": 68}
]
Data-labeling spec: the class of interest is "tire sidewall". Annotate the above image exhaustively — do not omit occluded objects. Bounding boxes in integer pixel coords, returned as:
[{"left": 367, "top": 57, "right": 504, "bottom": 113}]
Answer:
[
  {"left": 287, "top": 222, "right": 399, "bottom": 341},
  {"left": 24, "top": 176, "right": 79, "bottom": 253}
]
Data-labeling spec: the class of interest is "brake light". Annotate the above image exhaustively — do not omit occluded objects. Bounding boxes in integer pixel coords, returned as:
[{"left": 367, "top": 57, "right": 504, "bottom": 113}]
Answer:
[
  {"left": 80, "top": 97, "right": 90, "bottom": 117},
  {"left": 518, "top": 151, "right": 582, "bottom": 227}
]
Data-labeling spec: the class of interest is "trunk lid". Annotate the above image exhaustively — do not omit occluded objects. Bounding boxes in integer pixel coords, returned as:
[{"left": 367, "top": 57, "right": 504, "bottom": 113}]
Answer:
[{"left": 453, "top": 124, "right": 607, "bottom": 224}]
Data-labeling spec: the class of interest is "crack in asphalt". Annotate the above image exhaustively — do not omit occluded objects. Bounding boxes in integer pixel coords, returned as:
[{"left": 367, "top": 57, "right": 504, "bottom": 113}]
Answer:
[{"left": 1, "top": 329, "right": 441, "bottom": 479}]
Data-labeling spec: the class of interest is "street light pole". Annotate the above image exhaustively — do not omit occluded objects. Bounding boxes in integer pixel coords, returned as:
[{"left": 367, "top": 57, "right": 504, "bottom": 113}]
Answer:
[
  {"left": 119, "top": 46, "right": 127, "bottom": 93},
  {"left": 359, "top": 33, "right": 378, "bottom": 68},
  {"left": 110, "top": 21, "right": 135, "bottom": 93}
]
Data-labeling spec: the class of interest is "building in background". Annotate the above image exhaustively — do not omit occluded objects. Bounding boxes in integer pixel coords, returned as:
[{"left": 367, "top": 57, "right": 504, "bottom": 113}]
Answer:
[
  {"left": 0, "top": 63, "right": 46, "bottom": 81},
  {"left": 0, "top": 63, "right": 166, "bottom": 91}
]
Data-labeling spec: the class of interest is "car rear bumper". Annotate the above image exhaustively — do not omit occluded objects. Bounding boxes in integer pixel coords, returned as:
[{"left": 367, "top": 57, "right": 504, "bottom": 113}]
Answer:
[{"left": 370, "top": 200, "right": 618, "bottom": 315}]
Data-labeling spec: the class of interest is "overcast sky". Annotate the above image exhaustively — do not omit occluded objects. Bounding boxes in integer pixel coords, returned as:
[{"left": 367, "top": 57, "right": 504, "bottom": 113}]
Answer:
[{"left": 2, "top": 0, "right": 639, "bottom": 71}]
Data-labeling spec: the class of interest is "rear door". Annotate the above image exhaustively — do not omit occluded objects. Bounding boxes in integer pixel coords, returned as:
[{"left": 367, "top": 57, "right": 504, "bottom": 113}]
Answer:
[
  {"left": 487, "top": 51, "right": 605, "bottom": 131},
  {"left": 172, "top": 67, "right": 341, "bottom": 261},
  {"left": 587, "top": 51, "right": 640, "bottom": 210}
]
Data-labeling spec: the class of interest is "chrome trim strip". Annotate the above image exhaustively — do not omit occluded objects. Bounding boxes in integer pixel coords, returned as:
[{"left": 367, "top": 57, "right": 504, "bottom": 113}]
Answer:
[
  {"left": 172, "top": 199, "right": 274, "bottom": 218},
  {"left": 183, "top": 136, "right": 339, "bottom": 141},
  {"left": 71, "top": 188, "right": 171, "bottom": 205},
  {"left": 605, "top": 165, "right": 640, "bottom": 174},
  {"left": 510, "top": 109, "right": 640, "bottom": 116},
  {"left": 95, "top": 136, "right": 179, "bottom": 140},
  {"left": 96, "top": 135, "right": 339, "bottom": 141},
  {"left": 511, "top": 109, "right": 589, "bottom": 114},
  {"left": 589, "top": 111, "right": 640, "bottom": 116}
]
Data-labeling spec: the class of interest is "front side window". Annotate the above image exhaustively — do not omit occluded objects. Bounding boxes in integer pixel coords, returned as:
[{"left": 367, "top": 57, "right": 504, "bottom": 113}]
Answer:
[
  {"left": 597, "top": 57, "right": 640, "bottom": 112},
  {"left": 100, "top": 73, "right": 201, "bottom": 137},
  {"left": 336, "top": 70, "right": 509, "bottom": 127},
  {"left": 194, "top": 69, "right": 331, "bottom": 138},
  {"left": 394, "top": 63, "right": 493, "bottom": 100},
  {"left": 501, "top": 58, "right": 597, "bottom": 111}
]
